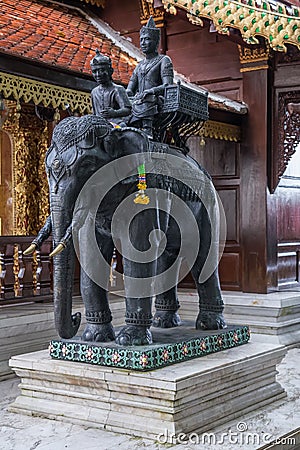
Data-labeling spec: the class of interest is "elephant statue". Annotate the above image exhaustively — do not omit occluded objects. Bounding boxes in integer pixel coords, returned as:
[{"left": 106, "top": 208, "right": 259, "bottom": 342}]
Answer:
[{"left": 25, "top": 114, "right": 226, "bottom": 346}]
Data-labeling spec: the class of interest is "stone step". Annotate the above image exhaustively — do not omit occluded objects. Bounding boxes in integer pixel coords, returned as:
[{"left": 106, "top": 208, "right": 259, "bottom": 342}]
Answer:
[
  {"left": 0, "top": 294, "right": 126, "bottom": 380},
  {"left": 178, "top": 290, "right": 300, "bottom": 346}
]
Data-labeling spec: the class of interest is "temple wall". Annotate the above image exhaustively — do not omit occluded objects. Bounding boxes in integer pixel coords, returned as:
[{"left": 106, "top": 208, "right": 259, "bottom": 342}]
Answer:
[{"left": 100, "top": 0, "right": 300, "bottom": 293}]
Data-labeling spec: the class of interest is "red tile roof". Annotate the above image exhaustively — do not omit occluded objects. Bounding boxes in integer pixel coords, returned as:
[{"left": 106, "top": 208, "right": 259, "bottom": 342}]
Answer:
[{"left": 0, "top": 0, "right": 137, "bottom": 84}]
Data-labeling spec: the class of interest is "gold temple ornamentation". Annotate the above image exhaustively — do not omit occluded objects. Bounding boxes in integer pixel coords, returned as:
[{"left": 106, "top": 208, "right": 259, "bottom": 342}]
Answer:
[
  {"left": 0, "top": 72, "right": 92, "bottom": 115},
  {"left": 149, "top": 0, "right": 300, "bottom": 52},
  {"left": 238, "top": 44, "right": 271, "bottom": 72},
  {"left": 240, "top": 64, "right": 269, "bottom": 72},
  {"left": 140, "top": 0, "right": 165, "bottom": 25},
  {"left": 201, "top": 120, "right": 241, "bottom": 142},
  {"left": 238, "top": 44, "right": 270, "bottom": 64},
  {"left": 78, "top": 0, "right": 105, "bottom": 6},
  {"left": 2, "top": 102, "right": 50, "bottom": 235}
]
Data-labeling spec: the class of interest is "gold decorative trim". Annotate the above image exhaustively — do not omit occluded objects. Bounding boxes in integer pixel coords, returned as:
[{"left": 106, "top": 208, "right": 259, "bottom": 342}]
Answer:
[
  {"left": 186, "top": 12, "right": 204, "bottom": 27},
  {"left": 240, "top": 64, "right": 269, "bottom": 72},
  {"left": 0, "top": 72, "right": 92, "bottom": 115},
  {"left": 79, "top": 0, "right": 105, "bottom": 6},
  {"left": 139, "top": 0, "right": 165, "bottom": 25},
  {"left": 238, "top": 44, "right": 270, "bottom": 64},
  {"left": 201, "top": 120, "right": 241, "bottom": 142},
  {"left": 149, "top": 0, "right": 300, "bottom": 52},
  {"left": 3, "top": 102, "right": 50, "bottom": 235},
  {"left": 238, "top": 44, "right": 271, "bottom": 72}
]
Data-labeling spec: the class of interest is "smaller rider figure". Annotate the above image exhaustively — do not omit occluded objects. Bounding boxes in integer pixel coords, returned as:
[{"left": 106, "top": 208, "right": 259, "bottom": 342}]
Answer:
[
  {"left": 126, "top": 16, "right": 174, "bottom": 138},
  {"left": 90, "top": 50, "right": 131, "bottom": 126}
]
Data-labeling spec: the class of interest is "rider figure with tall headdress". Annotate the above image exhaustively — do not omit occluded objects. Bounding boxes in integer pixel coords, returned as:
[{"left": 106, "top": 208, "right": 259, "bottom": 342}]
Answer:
[{"left": 126, "top": 16, "right": 174, "bottom": 138}]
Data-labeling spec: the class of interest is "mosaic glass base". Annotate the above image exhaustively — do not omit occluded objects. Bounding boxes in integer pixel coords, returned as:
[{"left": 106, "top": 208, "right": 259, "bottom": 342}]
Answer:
[{"left": 49, "top": 322, "right": 250, "bottom": 371}]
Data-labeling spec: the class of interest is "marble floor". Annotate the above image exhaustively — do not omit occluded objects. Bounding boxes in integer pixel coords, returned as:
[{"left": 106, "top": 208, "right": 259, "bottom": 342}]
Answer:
[{"left": 0, "top": 346, "right": 299, "bottom": 450}]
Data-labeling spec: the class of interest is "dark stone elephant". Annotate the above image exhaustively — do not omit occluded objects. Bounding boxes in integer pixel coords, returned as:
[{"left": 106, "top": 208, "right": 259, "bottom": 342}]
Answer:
[{"left": 26, "top": 114, "right": 226, "bottom": 346}]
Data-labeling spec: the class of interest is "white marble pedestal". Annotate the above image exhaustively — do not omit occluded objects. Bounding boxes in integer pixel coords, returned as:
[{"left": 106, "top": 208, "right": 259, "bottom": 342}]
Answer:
[{"left": 9, "top": 342, "right": 286, "bottom": 442}]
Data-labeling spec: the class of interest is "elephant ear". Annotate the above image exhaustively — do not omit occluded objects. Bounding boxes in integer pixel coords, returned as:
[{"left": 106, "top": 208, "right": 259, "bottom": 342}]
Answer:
[
  {"left": 45, "top": 142, "right": 78, "bottom": 187},
  {"left": 77, "top": 131, "right": 96, "bottom": 150},
  {"left": 45, "top": 117, "right": 80, "bottom": 182}
]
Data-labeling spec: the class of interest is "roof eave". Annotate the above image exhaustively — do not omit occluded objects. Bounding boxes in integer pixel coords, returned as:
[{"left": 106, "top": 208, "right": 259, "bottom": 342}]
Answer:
[{"left": 151, "top": 0, "right": 300, "bottom": 53}]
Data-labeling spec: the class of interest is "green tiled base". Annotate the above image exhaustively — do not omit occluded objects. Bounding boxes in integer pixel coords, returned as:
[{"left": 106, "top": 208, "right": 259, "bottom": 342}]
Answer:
[{"left": 49, "top": 322, "right": 250, "bottom": 371}]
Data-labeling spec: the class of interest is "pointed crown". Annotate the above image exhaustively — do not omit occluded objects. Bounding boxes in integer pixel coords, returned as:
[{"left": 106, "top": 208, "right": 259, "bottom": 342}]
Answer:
[{"left": 140, "top": 16, "right": 160, "bottom": 41}]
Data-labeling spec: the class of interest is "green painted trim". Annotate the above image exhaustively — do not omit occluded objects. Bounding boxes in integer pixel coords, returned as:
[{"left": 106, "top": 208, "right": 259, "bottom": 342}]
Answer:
[{"left": 50, "top": 325, "right": 250, "bottom": 371}]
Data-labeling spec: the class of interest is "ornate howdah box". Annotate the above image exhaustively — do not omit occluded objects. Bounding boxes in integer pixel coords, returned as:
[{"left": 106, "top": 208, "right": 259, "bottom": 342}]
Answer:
[{"left": 162, "top": 82, "right": 209, "bottom": 121}]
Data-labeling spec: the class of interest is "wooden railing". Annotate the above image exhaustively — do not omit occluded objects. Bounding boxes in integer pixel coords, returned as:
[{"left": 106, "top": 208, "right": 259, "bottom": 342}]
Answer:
[
  {"left": 0, "top": 237, "right": 122, "bottom": 306},
  {"left": 0, "top": 236, "right": 53, "bottom": 305}
]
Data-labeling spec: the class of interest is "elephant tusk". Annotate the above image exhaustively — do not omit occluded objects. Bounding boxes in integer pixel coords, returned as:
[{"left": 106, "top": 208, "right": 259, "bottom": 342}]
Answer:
[
  {"left": 23, "top": 243, "right": 37, "bottom": 255},
  {"left": 49, "top": 243, "right": 66, "bottom": 258}
]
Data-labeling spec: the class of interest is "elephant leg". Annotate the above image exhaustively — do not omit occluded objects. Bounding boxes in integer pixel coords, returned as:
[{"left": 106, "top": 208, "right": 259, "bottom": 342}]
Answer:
[
  {"left": 153, "top": 250, "right": 181, "bottom": 328},
  {"left": 192, "top": 268, "right": 226, "bottom": 330},
  {"left": 81, "top": 271, "right": 115, "bottom": 342},
  {"left": 190, "top": 204, "right": 226, "bottom": 330},
  {"left": 81, "top": 231, "right": 115, "bottom": 342},
  {"left": 115, "top": 296, "right": 153, "bottom": 346},
  {"left": 115, "top": 256, "right": 153, "bottom": 345},
  {"left": 115, "top": 210, "right": 156, "bottom": 346}
]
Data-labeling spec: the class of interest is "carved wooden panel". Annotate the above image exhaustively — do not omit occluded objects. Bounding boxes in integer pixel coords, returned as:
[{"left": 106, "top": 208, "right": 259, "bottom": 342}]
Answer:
[
  {"left": 188, "top": 137, "right": 239, "bottom": 178},
  {"left": 271, "top": 89, "right": 300, "bottom": 193},
  {"left": 216, "top": 187, "right": 239, "bottom": 244},
  {"left": 276, "top": 177, "right": 300, "bottom": 243},
  {"left": 277, "top": 247, "right": 300, "bottom": 289},
  {"left": 200, "top": 80, "right": 243, "bottom": 102},
  {"left": 219, "top": 253, "right": 241, "bottom": 290},
  {"left": 184, "top": 136, "right": 242, "bottom": 290},
  {"left": 274, "top": 171, "right": 300, "bottom": 289}
]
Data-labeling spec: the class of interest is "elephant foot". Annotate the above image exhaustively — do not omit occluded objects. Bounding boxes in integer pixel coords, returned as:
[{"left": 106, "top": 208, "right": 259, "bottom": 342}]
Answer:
[
  {"left": 81, "top": 323, "right": 115, "bottom": 342},
  {"left": 115, "top": 326, "right": 152, "bottom": 346},
  {"left": 152, "top": 310, "right": 181, "bottom": 328},
  {"left": 196, "top": 312, "right": 227, "bottom": 330}
]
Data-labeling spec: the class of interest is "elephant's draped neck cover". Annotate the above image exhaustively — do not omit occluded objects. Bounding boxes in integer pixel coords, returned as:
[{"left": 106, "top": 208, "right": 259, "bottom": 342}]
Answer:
[{"left": 50, "top": 115, "right": 111, "bottom": 154}]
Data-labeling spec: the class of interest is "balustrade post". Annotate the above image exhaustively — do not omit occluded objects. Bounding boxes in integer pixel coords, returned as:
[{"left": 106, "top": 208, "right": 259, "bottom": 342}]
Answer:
[
  {"left": 17, "top": 242, "right": 35, "bottom": 298},
  {"left": 0, "top": 242, "right": 16, "bottom": 299},
  {"left": 38, "top": 240, "right": 52, "bottom": 296}
]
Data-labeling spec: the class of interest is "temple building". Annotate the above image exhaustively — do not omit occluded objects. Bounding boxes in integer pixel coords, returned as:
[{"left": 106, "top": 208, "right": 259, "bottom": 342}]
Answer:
[{"left": 0, "top": 1, "right": 299, "bottom": 298}]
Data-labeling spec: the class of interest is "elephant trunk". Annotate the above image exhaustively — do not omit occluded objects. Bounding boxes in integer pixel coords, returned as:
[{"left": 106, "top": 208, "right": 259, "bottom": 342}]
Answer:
[
  {"left": 51, "top": 206, "right": 81, "bottom": 339},
  {"left": 49, "top": 223, "right": 72, "bottom": 257}
]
